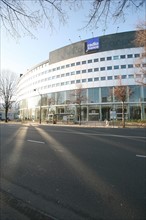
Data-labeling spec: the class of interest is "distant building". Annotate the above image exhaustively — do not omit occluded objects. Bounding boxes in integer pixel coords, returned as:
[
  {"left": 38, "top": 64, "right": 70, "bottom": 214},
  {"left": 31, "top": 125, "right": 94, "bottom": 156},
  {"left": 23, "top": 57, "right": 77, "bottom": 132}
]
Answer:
[{"left": 16, "top": 31, "right": 146, "bottom": 122}]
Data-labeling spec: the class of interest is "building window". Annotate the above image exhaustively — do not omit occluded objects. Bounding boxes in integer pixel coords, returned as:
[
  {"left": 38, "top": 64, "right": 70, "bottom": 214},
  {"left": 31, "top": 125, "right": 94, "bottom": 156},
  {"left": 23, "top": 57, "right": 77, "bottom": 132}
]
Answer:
[
  {"left": 88, "top": 69, "right": 92, "bottom": 72},
  {"left": 128, "top": 64, "right": 133, "bottom": 68},
  {"left": 134, "top": 54, "right": 140, "bottom": 58},
  {"left": 114, "top": 75, "right": 118, "bottom": 79},
  {"left": 82, "top": 79, "right": 86, "bottom": 83},
  {"left": 61, "top": 82, "right": 64, "bottom": 86},
  {"left": 120, "top": 55, "right": 126, "bottom": 59},
  {"left": 61, "top": 74, "right": 65, "bottom": 77},
  {"left": 76, "top": 70, "right": 80, "bottom": 74},
  {"left": 82, "top": 69, "right": 86, "bottom": 73},
  {"left": 100, "top": 57, "right": 105, "bottom": 61},
  {"left": 114, "top": 65, "right": 119, "bottom": 69},
  {"left": 57, "top": 67, "right": 60, "bottom": 70},
  {"left": 94, "top": 77, "right": 99, "bottom": 81},
  {"left": 66, "top": 72, "right": 70, "bottom": 76},
  {"left": 88, "top": 59, "right": 92, "bottom": 63},
  {"left": 107, "top": 76, "right": 112, "bottom": 80},
  {"left": 107, "top": 56, "right": 112, "bottom": 60},
  {"left": 127, "top": 54, "right": 133, "bottom": 58},
  {"left": 61, "top": 65, "right": 65, "bottom": 69},
  {"left": 121, "top": 65, "right": 126, "bottom": 69},
  {"left": 71, "top": 63, "right": 75, "bottom": 67},
  {"left": 76, "top": 62, "right": 80, "bottom": 65},
  {"left": 76, "top": 79, "right": 81, "bottom": 83},
  {"left": 128, "top": 74, "right": 134, "bottom": 78},
  {"left": 71, "top": 80, "right": 75, "bottom": 84},
  {"left": 100, "top": 67, "right": 105, "bottom": 71},
  {"left": 113, "top": 55, "right": 119, "bottom": 60},
  {"left": 82, "top": 60, "right": 86, "bottom": 64},
  {"left": 94, "top": 68, "right": 99, "bottom": 71},
  {"left": 88, "top": 78, "right": 93, "bottom": 82},
  {"left": 94, "top": 58, "right": 99, "bottom": 62},
  {"left": 122, "top": 75, "right": 127, "bottom": 79},
  {"left": 107, "top": 66, "right": 112, "bottom": 70},
  {"left": 101, "top": 77, "right": 106, "bottom": 80},
  {"left": 71, "top": 71, "right": 75, "bottom": 75},
  {"left": 66, "top": 64, "right": 70, "bottom": 68}
]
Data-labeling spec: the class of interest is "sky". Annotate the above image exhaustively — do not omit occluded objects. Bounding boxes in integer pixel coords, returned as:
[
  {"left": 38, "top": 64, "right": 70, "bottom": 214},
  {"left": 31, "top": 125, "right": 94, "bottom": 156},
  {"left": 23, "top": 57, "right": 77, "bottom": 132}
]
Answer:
[{"left": 1, "top": 1, "right": 146, "bottom": 75}]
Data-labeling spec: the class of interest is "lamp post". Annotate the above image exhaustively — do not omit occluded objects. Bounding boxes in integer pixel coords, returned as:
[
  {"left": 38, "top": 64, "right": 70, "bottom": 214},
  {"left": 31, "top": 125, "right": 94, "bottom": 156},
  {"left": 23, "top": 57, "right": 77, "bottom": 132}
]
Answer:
[{"left": 34, "top": 89, "right": 42, "bottom": 124}]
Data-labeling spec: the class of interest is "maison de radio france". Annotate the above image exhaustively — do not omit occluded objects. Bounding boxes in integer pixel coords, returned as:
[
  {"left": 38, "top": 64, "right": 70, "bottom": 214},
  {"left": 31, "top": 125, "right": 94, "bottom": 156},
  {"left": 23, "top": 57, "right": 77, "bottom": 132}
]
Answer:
[{"left": 16, "top": 31, "right": 146, "bottom": 123}]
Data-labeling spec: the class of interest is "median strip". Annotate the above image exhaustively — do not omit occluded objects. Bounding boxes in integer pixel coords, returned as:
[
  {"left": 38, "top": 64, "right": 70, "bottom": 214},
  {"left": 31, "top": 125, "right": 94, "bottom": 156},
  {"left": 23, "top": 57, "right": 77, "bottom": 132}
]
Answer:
[{"left": 27, "top": 140, "right": 45, "bottom": 144}]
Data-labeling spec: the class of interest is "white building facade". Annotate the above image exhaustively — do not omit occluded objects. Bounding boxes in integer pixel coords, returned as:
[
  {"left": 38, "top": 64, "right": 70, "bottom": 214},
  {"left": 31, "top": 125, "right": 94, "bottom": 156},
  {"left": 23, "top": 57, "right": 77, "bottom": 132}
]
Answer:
[{"left": 17, "top": 31, "right": 146, "bottom": 122}]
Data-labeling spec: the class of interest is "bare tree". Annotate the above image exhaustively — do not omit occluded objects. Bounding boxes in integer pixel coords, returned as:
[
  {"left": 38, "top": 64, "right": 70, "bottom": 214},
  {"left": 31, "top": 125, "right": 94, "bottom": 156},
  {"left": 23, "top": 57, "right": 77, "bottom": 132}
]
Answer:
[
  {"left": 71, "top": 85, "right": 87, "bottom": 125},
  {"left": 114, "top": 77, "right": 132, "bottom": 128},
  {"left": 84, "top": 0, "right": 145, "bottom": 30},
  {"left": 0, "top": 70, "right": 17, "bottom": 122},
  {"left": 134, "top": 21, "right": 146, "bottom": 86},
  {"left": 0, "top": 0, "right": 144, "bottom": 38}
]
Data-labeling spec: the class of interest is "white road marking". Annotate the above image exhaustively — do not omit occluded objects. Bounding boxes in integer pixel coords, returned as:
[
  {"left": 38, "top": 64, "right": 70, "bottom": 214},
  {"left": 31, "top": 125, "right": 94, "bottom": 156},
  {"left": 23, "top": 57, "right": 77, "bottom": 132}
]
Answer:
[
  {"left": 27, "top": 140, "right": 45, "bottom": 144},
  {"left": 136, "top": 154, "right": 146, "bottom": 158}
]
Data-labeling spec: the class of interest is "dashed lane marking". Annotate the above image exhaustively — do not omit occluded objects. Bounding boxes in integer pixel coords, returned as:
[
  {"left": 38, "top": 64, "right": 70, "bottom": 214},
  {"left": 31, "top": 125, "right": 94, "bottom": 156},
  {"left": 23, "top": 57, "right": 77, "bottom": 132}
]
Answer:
[
  {"left": 136, "top": 154, "right": 146, "bottom": 158},
  {"left": 27, "top": 140, "right": 45, "bottom": 144}
]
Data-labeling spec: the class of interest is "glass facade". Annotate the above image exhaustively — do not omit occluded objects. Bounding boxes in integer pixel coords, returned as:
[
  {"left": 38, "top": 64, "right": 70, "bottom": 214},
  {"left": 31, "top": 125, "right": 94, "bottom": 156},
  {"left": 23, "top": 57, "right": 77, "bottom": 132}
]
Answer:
[{"left": 17, "top": 31, "right": 146, "bottom": 123}]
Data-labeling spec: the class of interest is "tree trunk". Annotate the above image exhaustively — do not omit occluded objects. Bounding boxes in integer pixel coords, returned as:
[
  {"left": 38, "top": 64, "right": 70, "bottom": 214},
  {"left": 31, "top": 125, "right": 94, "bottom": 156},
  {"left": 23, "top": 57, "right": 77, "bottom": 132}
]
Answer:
[
  {"left": 122, "top": 101, "right": 125, "bottom": 128},
  {"left": 5, "top": 108, "right": 8, "bottom": 122}
]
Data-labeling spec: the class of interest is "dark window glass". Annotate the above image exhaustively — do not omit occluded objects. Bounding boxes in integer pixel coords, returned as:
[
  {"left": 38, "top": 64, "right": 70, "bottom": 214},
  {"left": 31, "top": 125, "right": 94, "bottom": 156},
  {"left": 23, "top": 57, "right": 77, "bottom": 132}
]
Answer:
[
  {"left": 107, "top": 66, "right": 112, "bottom": 70},
  {"left": 88, "top": 59, "right": 92, "bottom": 63},
  {"left": 101, "top": 77, "right": 106, "bottom": 80},
  {"left": 61, "top": 65, "right": 65, "bottom": 69},
  {"left": 107, "top": 76, "right": 112, "bottom": 80},
  {"left": 66, "top": 64, "right": 70, "bottom": 68},
  {"left": 100, "top": 67, "right": 105, "bottom": 71},
  {"left": 121, "top": 65, "right": 126, "bottom": 69},
  {"left": 88, "top": 78, "right": 93, "bottom": 82},
  {"left": 128, "top": 64, "right": 133, "bottom": 68},
  {"left": 71, "top": 80, "right": 75, "bottom": 84},
  {"left": 107, "top": 56, "right": 112, "bottom": 60},
  {"left": 82, "top": 79, "right": 86, "bottom": 83},
  {"left": 100, "top": 57, "right": 105, "bottom": 61},
  {"left": 76, "top": 80, "right": 80, "bottom": 83},
  {"left": 76, "top": 70, "right": 80, "bottom": 74},
  {"left": 71, "top": 63, "right": 75, "bottom": 67},
  {"left": 82, "top": 61, "right": 86, "bottom": 64},
  {"left": 94, "top": 77, "right": 99, "bottom": 81},
  {"left": 120, "top": 55, "right": 125, "bottom": 59},
  {"left": 114, "top": 65, "right": 119, "bottom": 69},
  {"left": 88, "top": 69, "right": 92, "bottom": 72},
  {"left": 94, "top": 58, "right": 99, "bottom": 62},
  {"left": 122, "top": 75, "right": 127, "bottom": 79},
  {"left": 127, "top": 54, "right": 133, "bottom": 58},
  {"left": 82, "top": 69, "right": 86, "bottom": 73},
  {"left": 76, "top": 62, "right": 80, "bottom": 65},
  {"left": 134, "top": 54, "right": 140, "bottom": 58},
  {"left": 94, "top": 68, "right": 99, "bottom": 71}
]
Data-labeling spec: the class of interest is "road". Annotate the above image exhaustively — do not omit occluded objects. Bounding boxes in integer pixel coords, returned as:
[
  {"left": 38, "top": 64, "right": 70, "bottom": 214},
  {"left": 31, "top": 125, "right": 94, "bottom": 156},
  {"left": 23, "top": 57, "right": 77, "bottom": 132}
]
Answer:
[{"left": 0, "top": 123, "right": 146, "bottom": 220}]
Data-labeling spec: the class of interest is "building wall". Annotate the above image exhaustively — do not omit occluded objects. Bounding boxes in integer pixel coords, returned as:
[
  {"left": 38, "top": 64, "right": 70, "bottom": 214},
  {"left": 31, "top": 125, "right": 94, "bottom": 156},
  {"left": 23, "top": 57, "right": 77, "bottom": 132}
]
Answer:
[{"left": 17, "top": 31, "right": 146, "bottom": 122}]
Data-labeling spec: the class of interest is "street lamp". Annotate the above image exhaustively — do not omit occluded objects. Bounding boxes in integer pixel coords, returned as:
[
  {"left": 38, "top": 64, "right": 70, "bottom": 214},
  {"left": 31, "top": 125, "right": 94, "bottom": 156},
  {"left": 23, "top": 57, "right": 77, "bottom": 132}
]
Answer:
[{"left": 34, "top": 89, "right": 42, "bottom": 124}]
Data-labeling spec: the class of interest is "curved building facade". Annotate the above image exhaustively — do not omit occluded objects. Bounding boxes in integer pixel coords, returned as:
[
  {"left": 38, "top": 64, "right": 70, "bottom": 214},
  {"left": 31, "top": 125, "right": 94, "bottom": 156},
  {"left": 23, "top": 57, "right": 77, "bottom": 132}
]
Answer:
[{"left": 17, "top": 31, "right": 146, "bottom": 122}]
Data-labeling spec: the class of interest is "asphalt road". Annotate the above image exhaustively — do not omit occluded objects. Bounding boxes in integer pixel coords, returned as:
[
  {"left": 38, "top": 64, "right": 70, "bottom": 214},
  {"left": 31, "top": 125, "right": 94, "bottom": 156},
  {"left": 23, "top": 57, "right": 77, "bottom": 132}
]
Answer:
[{"left": 0, "top": 123, "right": 146, "bottom": 220}]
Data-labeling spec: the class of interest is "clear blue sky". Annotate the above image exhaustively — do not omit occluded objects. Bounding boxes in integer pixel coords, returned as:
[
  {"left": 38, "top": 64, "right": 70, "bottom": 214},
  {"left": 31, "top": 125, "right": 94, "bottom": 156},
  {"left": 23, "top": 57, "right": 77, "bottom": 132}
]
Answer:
[{"left": 1, "top": 1, "right": 145, "bottom": 74}]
